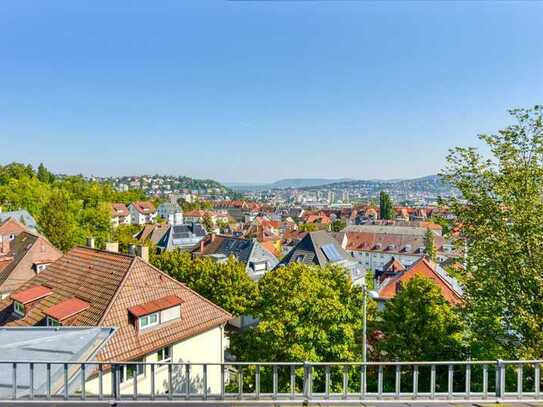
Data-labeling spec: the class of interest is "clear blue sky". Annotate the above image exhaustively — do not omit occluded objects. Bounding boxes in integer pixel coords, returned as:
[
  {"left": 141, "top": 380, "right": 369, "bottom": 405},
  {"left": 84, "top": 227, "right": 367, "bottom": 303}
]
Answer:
[{"left": 0, "top": 1, "right": 541, "bottom": 183}]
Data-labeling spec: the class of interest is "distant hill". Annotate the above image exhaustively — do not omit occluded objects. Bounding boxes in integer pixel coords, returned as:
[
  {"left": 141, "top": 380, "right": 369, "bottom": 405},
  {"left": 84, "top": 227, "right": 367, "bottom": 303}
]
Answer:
[
  {"left": 299, "top": 175, "right": 454, "bottom": 195},
  {"left": 226, "top": 178, "right": 355, "bottom": 192},
  {"left": 268, "top": 178, "right": 355, "bottom": 189}
]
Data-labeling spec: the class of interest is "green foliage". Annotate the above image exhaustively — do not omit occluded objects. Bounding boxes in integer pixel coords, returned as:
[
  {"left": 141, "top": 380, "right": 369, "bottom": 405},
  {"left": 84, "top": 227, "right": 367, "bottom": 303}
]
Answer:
[
  {"left": 37, "top": 163, "right": 55, "bottom": 183},
  {"left": 441, "top": 105, "right": 543, "bottom": 359},
  {"left": 378, "top": 276, "right": 467, "bottom": 361},
  {"left": 0, "top": 162, "right": 146, "bottom": 252},
  {"left": 424, "top": 228, "right": 437, "bottom": 261},
  {"left": 330, "top": 219, "right": 347, "bottom": 232},
  {"left": 178, "top": 198, "right": 213, "bottom": 212},
  {"left": 38, "top": 190, "right": 82, "bottom": 252},
  {"left": 229, "top": 263, "right": 370, "bottom": 362},
  {"left": 379, "top": 191, "right": 394, "bottom": 220},
  {"left": 298, "top": 223, "right": 320, "bottom": 232},
  {"left": 150, "top": 250, "right": 258, "bottom": 316},
  {"left": 112, "top": 224, "right": 141, "bottom": 252},
  {"left": 202, "top": 212, "right": 214, "bottom": 232}
]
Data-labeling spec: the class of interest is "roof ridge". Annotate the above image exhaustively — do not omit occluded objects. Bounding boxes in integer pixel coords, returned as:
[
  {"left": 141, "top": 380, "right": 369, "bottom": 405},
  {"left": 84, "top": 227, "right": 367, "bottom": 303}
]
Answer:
[
  {"left": 96, "top": 255, "right": 137, "bottom": 326},
  {"left": 72, "top": 245, "right": 135, "bottom": 259},
  {"left": 138, "top": 257, "right": 233, "bottom": 319}
]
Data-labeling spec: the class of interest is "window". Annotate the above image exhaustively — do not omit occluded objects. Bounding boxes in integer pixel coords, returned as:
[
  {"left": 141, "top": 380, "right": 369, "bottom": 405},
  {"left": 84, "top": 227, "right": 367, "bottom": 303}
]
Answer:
[
  {"left": 46, "top": 316, "right": 60, "bottom": 326},
  {"left": 13, "top": 301, "right": 24, "bottom": 316},
  {"left": 157, "top": 346, "right": 171, "bottom": 362},
  {"left": 139, "top": 312, "right": 159, "bottom": 330},
  {"left": 120, "top": 359, "right": 145, "bottom": 383},
  {"left": 9, "top": 234, "right": 15, "bottom": 241}
]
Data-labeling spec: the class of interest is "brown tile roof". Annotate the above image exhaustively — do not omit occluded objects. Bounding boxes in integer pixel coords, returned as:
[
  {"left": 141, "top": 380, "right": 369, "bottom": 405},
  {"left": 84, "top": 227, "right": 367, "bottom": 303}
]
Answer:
[
  {"left": 342, "top": 231, "right": 447, "bottom": 255},
  {"left": 376, "top": 257, "right": 462, "bottom": 305},
  {"left": 131, "top": 201, "right": 156, "bottom": 214},
  {"left": 44, "top": 297, "right": 90, "bottom": 321},
  {"left": 11, "top": 285, "right": 52, "bottom": 304},
  {"left": 111, "top": 203, "right": 129, "bottom": 217},
  {"left": 0, "top": 246, "right": 231, "bottom": 361},
  {"left": 128, "top": 295, "right": 184, "bottom": 318}
]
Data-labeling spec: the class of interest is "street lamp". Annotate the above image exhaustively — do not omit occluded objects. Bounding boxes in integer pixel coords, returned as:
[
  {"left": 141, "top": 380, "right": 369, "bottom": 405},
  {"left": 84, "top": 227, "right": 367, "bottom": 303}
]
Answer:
[{"left": 362, "top": 283, "right": 379, "bottom": 364}]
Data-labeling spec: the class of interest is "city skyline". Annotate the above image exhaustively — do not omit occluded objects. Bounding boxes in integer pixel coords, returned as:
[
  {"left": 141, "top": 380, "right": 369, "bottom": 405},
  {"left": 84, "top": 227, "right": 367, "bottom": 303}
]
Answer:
[{"left": 1, "top": 1, "right": 542, "bottom": 182}]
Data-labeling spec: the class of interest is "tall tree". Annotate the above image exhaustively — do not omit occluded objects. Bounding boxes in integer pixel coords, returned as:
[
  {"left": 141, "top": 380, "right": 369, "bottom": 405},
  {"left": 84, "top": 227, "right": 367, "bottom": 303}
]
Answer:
[
  {"left": 38, "top": 190, "right": 81, "bottom": 252},
  {"left": 150, "top": 250, "right": 258, "bottom": 316},
  {"left": 441, "top": 105, "right": 543, "bottom": 359},
  {"left": 424, "top": 228, "right": 437, "bottom": 261},
  {"left": 36, "top": 163, "right": 55, "bottom": 183},
  {"left": 229, "top": 263, "right": 371, "bottom": 362},
  {"left": 379, "top": 191, "right": 394, "bottom": 220},
  {"left": 377, "top": 276, "right": 467, "bottom": 361}
]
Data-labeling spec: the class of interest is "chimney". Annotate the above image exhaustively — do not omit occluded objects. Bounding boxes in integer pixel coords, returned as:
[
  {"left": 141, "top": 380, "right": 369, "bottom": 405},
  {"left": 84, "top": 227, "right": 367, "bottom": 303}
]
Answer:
[
  {"left": 86, "top": 237, "right": 95, "bottom": 249},
  {"left": 211, "top": 233, "right": 216, "bottom": 242},
  {"left": 135, "top": 245, "right": 149, "bottom": 263},
  {"left": 200, "top": 239, "right": 205, "bottom": 254},
  {"left": 105, "top": 242, "right": 119, "bottom": 253}
]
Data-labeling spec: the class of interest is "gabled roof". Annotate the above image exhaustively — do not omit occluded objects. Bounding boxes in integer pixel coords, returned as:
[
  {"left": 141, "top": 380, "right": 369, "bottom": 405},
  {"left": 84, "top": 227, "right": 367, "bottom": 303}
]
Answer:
[
  {"left": 375, "top": 257, "right": 463, "bottom": 304},
  {"left": 0, "top": 210, "right": 38, "bottom": 233},
  {"left": 196, "top": 235, "right": 279, "bottom": 271},
  {"left": 275, "top": 230, "right": 354, "bottom": 268},
  {"left": 111, "top": 203, "right": 129, "bottom": 217},
  {"left": 158, "top": 224, "right": 207, "bottom": 250},
  {"left": 0, "top": 231, "right": 62, "bottom": 288},
  {"left": 0, "top": 246, "right": 231, "bottom": 361},
  {"left": 0, "top": 217, "right": 27, "bottom": 237},
  {"left": 130, "top": 201, "right": 156, "bottom": 214}
]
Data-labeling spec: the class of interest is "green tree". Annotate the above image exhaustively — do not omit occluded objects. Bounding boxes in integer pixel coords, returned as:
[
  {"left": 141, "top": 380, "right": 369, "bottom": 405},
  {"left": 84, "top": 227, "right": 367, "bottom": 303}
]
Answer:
[
  {"left": 79, "top": 202, "right": 113, "bottom": 249},
  {"left": 229, "top": 263, "right": 370, "bottom": 362},
  {"left": 330, "top": 219, "right": 347, "bottom": 232},
  {"left": 424, "top": 228, "right": 437, "bottom": 261},
  {"left": 38, "top": 190, "right": 82, "bottom": 252},
  {"left": 0, "top": 162, "right": 35, "bottom": 183},
  {"left": 0, "top": 176, "right": 52, "bottom": 216},
  {"left": 379, "top": 191, "right": 394, "bottom": 220},
  {"left": 298, "top": 223, "right": 320, "bottom": 232},
  {"left": 377, "top": 276, "right": 466, "bottom": 361},
  {"left": 150, "top": 250, "right": 258, "bottom": 316},
  {"left": 37, "top": 163, "right": 55, "bottom": 183},
  {"left": 441, "top": 105, "right": 543, "bottom": 359},
  {"left": 202, "top": 212, "right": 214, "bottom": 232},
  {"left": 112, "top": 224, "right": 141, "bottom": 252}
]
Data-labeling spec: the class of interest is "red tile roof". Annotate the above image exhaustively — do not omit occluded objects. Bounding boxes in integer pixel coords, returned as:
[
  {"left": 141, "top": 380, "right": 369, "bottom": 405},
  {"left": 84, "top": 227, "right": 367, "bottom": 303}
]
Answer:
[
  {"left": 44, "top": 297, "right": 90, "bottom": 321},
  {"left": 111, "top": 203, "right": 129, "bottom": 217},
  {"left": 376, "top": 257, "right": 462, "bottom": 305},
  {"left": 128, "top": 295, "right": 184, "bottom": 318},
  {"left": 131, "top": 201, "right": 156, "bottom": 214},
  {"left": 0, "top": 246, "right": 232, "bottom": 361},
  {"left": 11, "top": 285, "right": 52, "bottom": 304}
]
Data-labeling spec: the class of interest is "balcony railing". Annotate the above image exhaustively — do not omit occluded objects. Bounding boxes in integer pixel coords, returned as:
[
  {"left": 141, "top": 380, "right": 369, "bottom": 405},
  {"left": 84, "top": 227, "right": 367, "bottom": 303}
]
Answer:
[{"left": 1, "top": 360, "right": 542, "bottom": 403}]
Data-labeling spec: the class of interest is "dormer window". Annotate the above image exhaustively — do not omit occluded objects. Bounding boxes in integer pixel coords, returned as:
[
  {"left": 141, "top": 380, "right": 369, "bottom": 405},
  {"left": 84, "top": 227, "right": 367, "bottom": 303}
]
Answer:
[
  {"left": 46, "top": 316, "right": 60, "bottom": 327},
  {"left": 128, "top": 295, "right": 184, "bottom": 332},
  {"left": 13, "top": 301, "right": 24, "bottom": 316},
  {"left": 11, "top": 285, "right": 53, "bottom": 317},
  {"left": 139, "top": 312, "right": 159, "bottom": 330}
]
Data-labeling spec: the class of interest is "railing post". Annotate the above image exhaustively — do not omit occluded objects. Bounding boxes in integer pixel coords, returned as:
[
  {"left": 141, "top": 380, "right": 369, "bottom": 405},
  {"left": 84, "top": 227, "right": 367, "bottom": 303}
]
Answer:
[{"left": 496, "top": 360, "right": 504, "bottom": 400}]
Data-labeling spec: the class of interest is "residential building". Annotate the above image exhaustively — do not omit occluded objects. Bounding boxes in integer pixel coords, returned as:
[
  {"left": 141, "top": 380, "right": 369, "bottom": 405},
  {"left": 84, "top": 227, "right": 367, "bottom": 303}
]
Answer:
[
  {"left": 274, "top": 230, "right": 365, "bottom": 284},
  {"left": 157, "top": 202, "right": 183, "bottom": 225},
  {"left": 0, "top": 245, "right": 231, "bottom": 397},
  {"left": 128, "top": 202, "right": 157, "bottom": 225},
  {"left": 0, "top": 217, "right": 28, "bottom": 242},
  {"left": 337, "top": 224, "right": 455, "bottom": 272},
  {"left": 111, "top": 203, "right": 130, "bottom": 227},
  {"left": 374, "top": 256, "right": 463, "bottom": 308},
  {"left": 0, "top": 231, "right": 62, "bottom": 299},
  {"left": 157, "top": 224, "right": 207, "bottom": 251},
  {"left": 193, "top": 234, "right": 278, "bottom": 281},
  {"left": 0, "top": 209, "right": 38, "bottom": 233},
  {"left": 184, "top": 210, "right": 214, "bottom": 225}
]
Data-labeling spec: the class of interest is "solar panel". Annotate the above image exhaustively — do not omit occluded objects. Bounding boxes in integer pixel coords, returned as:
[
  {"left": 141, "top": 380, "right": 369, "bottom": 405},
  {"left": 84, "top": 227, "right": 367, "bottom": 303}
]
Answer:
[{"left": 321, "top": 244, "right": 342, "bottom": 262}]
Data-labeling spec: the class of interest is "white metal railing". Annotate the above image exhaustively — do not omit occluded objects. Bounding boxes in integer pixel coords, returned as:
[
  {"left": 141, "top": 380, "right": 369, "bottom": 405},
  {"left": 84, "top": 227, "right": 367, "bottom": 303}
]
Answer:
[{"left": 0, "top": 360, "right": 542, "bottom": 403}]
